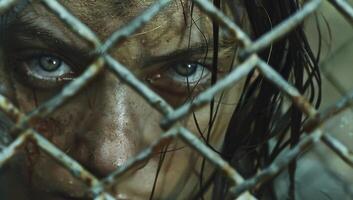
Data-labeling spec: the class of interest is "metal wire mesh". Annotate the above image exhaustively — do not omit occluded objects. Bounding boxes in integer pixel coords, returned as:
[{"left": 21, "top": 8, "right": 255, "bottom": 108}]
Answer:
[{"left": 0, "top": 0, "right": 352, "bottom": 199}]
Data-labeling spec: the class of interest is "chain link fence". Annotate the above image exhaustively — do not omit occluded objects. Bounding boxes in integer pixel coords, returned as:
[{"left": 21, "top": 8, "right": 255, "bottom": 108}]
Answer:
[{"left": 0, "top": 0, "right": 353, "bottom": 199}]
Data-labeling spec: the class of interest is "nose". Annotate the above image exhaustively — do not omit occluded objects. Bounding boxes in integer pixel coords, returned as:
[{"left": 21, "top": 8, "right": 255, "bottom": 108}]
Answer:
[{"left": 73, "top": 71, "right": 155, "bottom": 177}]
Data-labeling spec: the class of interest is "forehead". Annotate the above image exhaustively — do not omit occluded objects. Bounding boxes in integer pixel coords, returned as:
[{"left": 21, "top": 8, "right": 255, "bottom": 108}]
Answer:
[
  {"left": 18, "top": 0, "right": 215, "bottom": 58},
  {"left": 58, "top": 0, "right": 160, "bottom": 34},
  {"left": 40, "top": 0, "right": 209, "bottom": 39}
]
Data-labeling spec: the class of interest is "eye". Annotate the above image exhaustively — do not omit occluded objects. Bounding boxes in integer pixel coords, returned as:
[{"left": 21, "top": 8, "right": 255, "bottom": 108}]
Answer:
[
  {"left": 173, "top": 63, "right": 198, "bottom": 77},
  {"left": 145, "top": 61, "right": 211, "bottom": 102},
  {"left": 38, "top": 56, "right": 62, "bottom": 72},
  {"left": 168, "top": 62, "right": 211, "bottom": 85},
  {"left": 15, "top": 54, "right": 76, "bottom": 89}
]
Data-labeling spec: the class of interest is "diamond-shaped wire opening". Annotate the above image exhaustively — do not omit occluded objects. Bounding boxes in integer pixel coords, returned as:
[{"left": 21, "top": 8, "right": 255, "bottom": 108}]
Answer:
[{"left": 0, "top": 0, "right": 352, "bottom": 199}]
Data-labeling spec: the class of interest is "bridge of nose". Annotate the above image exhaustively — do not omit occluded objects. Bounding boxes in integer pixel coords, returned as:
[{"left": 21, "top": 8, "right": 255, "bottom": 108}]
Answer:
[{"left": 75, "top": 71, "right": 161, "bottom": 177}]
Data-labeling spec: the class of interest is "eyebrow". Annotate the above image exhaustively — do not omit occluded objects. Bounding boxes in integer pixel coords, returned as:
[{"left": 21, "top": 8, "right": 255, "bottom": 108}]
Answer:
[
  {"left": 6, "top": 18, "right": 94, "bottom": 71},
  {"left": 6, "top": 17, "right": 235, "bottom": 72},
  {"left": 144, "top": 45, "right": 210, "bottom": 64},
  {"left": 143, "top": 41, "right": 235, "bottom": 67}
]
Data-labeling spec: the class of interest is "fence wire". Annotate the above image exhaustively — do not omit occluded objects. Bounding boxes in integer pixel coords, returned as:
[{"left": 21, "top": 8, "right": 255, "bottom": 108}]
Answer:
[{"left": 0, "top": 0, "right": 352, "bottom": 199}]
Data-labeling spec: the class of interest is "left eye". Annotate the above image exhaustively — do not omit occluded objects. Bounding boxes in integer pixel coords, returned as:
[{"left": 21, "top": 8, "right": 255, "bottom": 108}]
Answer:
[
  {"left": 17, "top": 54, "right": 76, "bottom": 88},
  {"left": 168, "top": 62, "right": 210, "bottom": 85}
]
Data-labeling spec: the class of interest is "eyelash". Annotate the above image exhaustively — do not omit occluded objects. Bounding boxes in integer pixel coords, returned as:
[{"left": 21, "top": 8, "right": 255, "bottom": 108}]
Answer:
[
  {"left": 10, "top": 50, "right": 212, "bottom": 94},
  {"left": 10, "top": 51, "right": 77, "bottom": 89},
  {"left": 145, "top": 61, "right": 212, "bottom": 96}
]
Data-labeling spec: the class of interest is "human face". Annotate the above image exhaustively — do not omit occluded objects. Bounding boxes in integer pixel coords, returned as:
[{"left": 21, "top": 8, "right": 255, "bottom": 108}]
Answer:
[{"left": 1, "top": 0, "right": 247, "bottom": 199}]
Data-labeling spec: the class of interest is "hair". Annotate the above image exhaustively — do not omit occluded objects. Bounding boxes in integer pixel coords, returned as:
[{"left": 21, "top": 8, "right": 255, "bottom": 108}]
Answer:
[
  {"left": 0, "top": 0, "right": 321, "bottom": 200},
  {"left": 0, "top": 0, "right": 30, "bottom": 150},
  {"left": 206, "top": 1, "right": 321, "bottom": 199}
]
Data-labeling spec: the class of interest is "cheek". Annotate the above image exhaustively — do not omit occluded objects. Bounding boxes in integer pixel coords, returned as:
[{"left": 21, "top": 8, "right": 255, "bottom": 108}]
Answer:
[
  {"left": 13, "top": 81, "right": 39, "bottom": 112},
  {"left": 13, "top": 79, "right": 90, "bottom": 134},
  {"left": 13, "top": 79, "right": 95, "bottom": 166},
  {"left": 10, "top": 83, "right": 93, "bottom": 195}
]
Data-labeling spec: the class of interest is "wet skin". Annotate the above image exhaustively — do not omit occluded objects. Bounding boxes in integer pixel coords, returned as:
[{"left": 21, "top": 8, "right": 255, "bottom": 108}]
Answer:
[{"left": 0, "top": 0, "right": 248, "bottom": 199}]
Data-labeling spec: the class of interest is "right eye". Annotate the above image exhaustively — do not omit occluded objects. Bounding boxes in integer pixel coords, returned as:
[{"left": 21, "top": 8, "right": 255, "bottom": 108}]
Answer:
[
  {"left": 14, "top": 53, "right": 77, "bottom": 89},
  {"left": 145, "top": 60, "right": 212, "bottom": 100},
  {"left": 167, "top": 62, "right": 211, "bottom": 85}
]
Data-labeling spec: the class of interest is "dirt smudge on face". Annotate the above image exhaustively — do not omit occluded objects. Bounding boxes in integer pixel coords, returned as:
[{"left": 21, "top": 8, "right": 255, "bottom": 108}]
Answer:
[{"left": 24, "top": 117, "right": 63, "bottom": 186}]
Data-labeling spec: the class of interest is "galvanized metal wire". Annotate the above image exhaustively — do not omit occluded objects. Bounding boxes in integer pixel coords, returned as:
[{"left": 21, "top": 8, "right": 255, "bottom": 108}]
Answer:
[{"left": 0, "top": 0, "right": 352, "bottom": 199}]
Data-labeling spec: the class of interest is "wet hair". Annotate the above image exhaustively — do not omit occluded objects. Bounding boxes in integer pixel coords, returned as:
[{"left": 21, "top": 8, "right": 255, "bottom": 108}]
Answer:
[
  {"left": 0, "top": 0, "right": 30, "bottom": 150},
  {"left": 205, "top": 1, "right": 321, "bottom": 199}
]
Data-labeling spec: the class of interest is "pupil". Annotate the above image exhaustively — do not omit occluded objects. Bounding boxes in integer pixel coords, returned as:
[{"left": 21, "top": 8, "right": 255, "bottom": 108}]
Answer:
[
  {"left": 39, "top": 56, "right": 61, "bottom": 72},
  {"left": 175, "top": 63, "right": 197, "bottom": 77}
]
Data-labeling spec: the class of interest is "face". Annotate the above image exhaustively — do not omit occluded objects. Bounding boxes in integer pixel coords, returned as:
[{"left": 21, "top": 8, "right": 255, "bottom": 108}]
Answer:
[{"left": 1, "top": 1, "right": 249, "bottom": 199}]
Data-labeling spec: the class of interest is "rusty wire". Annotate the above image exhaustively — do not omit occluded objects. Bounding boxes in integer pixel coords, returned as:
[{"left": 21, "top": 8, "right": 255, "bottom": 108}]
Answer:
[
  {"left": 0, "top": 0, "right": 20, "bottom": 15},
  {"left": 0, "top": 0, "right": 353, "bottom": 199}
]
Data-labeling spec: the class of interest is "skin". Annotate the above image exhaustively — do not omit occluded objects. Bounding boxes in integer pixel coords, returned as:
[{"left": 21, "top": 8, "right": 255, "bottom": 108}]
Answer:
[{"left": 0, "top": 0, "right": 249, "bottom": 199}]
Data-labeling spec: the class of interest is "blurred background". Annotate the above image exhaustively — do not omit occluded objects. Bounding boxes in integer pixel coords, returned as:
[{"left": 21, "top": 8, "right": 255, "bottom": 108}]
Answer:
[{"left": 276, "top": 1, "right": 353, "bottom": 199}]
